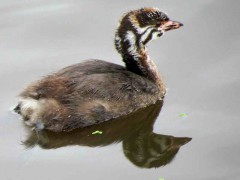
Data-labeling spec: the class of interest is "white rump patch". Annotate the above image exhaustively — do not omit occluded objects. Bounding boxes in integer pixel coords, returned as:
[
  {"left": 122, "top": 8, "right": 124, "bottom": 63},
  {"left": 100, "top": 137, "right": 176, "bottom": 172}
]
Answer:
[
  {"left": 20, "top": 98, "right": 41, "bottom": 112},
  {"left": 19, "top": 98, "right": 44, "bottom": 127}
]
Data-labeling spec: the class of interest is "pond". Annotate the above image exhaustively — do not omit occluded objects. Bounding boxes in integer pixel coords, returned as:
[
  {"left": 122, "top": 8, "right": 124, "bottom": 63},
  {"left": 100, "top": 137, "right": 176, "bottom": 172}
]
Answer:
[{"left": 0, "top": 0, "right": 239, "bottom": 180}]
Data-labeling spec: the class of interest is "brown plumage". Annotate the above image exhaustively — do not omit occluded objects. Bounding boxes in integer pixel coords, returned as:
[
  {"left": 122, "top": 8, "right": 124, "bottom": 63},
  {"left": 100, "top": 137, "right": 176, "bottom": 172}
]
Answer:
[
  {"left": 15, "top": 7, "right": 183, "bottom": 132},
  {"left": 19, "top": 60, "right": 158, "bottom": 131}
]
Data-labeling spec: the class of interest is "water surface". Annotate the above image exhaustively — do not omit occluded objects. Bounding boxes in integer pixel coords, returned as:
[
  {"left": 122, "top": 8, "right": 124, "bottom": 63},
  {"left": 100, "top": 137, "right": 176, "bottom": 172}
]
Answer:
[{"left": 1, "top": 0, "right": 240, "bottom": 179}]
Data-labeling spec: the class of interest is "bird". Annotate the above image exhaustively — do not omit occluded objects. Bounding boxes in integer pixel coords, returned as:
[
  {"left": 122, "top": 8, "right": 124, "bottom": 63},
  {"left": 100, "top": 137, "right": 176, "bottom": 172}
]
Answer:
[{"left": 14, "top": 7, "right": 183, "bottom": 132}]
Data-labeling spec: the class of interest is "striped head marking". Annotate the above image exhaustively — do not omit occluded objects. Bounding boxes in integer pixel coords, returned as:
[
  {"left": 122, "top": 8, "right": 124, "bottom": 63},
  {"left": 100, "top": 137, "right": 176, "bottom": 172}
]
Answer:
[{"left": 115, "top": 7, "right": 183, "bottom": 51}]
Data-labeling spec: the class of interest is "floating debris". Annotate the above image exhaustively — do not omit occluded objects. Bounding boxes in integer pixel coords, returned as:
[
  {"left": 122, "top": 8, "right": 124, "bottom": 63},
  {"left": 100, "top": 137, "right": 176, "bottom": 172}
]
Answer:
[
  {"left": 178, "top": 113, "right": 188, "bottom": 117},
  {"left": 92, "top": 130, "right": 103, "bottom": 135}
]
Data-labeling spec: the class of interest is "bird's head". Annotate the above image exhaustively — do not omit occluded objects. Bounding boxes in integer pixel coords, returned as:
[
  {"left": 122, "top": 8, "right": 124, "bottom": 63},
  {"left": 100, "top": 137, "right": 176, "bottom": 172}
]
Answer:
[{"left": 115, "top": 8, "right": 183, "bottom": 54}]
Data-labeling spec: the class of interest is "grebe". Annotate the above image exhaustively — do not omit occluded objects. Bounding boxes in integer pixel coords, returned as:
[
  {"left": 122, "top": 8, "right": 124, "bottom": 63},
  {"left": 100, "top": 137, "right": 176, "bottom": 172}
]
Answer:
[{"left": 15, "top": 7, "right": 183, "bottom": 132}]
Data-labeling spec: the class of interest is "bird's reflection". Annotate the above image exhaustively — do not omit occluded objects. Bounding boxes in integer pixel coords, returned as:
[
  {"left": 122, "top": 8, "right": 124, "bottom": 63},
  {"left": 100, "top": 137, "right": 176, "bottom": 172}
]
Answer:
[{"left": 23, "top": 100, "right": 191, "bottom": 168}]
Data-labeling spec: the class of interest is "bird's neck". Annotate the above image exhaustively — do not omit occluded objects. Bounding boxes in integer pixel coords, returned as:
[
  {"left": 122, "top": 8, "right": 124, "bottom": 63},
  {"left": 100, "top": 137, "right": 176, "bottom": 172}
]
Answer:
[{"left": 115, "top": 31, "right": 165, "bottom": 97}]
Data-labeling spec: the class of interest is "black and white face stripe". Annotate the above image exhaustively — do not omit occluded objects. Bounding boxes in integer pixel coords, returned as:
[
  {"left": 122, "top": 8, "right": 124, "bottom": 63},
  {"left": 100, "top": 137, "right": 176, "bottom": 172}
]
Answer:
[
  {"left": 115, "top": 26, "right": 163, "bottom": 60},
  {"left": 141, "top": 28, "right": 163, "bottom": 45},
  {"left": 130, "top": 21, "right": 164, "bottom": 46},
  {"left": 129, "top": 24, "right": 164, "bottom": 46}
]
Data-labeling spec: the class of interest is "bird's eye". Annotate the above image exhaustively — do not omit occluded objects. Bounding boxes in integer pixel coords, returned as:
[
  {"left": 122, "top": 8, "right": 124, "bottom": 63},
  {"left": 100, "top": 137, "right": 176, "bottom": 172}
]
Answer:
[
  {"left": 158, "top": 20, "right": 168, "bottom": 27},
  {"left": 155, "top": 22, "right": 161, "bottom": 27}
]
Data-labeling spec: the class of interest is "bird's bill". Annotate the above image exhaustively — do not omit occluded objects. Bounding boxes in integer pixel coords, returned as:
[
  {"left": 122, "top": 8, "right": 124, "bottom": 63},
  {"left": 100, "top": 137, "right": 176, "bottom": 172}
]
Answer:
[{"left": 161, "top": 20, "right": 183, "bottom": 31}]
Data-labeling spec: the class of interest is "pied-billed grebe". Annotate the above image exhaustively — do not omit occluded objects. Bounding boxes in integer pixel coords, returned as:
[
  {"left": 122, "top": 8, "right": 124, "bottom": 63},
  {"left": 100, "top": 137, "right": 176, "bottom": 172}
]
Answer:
[{"left": 15, "top": 7, "right": 183, "bottom": 132}]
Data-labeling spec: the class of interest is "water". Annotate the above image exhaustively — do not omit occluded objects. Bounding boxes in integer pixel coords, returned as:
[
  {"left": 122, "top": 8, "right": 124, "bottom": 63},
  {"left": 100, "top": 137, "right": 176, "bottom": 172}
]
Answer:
[{"left": 1, "top": 0, "right": 240, "bottom": 179}]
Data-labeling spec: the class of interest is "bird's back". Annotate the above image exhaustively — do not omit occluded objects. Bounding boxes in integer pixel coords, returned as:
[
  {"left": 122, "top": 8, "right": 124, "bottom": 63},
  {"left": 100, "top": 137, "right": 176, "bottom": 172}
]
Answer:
[{"left": 18, "top": 60, "right": 161, "bottom": 132}]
